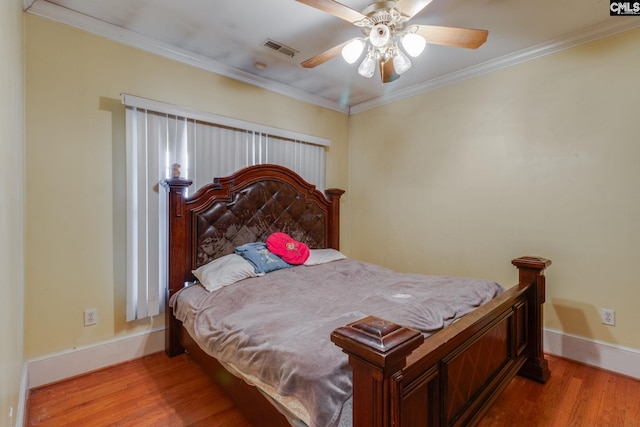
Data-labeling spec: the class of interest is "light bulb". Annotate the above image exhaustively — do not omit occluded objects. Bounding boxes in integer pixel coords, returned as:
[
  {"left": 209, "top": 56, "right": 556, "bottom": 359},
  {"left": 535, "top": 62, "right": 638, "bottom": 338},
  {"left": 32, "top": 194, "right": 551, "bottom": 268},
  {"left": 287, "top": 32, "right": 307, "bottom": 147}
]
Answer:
[
  {"left": 401, "top": 33, "right": 426, "bottom": 57},
  {"left": 341, "top": 39, "right": 365, "bottom": 64},
  {"left": 369, "top": 24, "right": 390, "bottom": 48},
  {"left": 392, "top": 50, "right": 412, "bottom": 74},
  {"left": 358, "top": 51, "right": 376, "bottom": 78}
]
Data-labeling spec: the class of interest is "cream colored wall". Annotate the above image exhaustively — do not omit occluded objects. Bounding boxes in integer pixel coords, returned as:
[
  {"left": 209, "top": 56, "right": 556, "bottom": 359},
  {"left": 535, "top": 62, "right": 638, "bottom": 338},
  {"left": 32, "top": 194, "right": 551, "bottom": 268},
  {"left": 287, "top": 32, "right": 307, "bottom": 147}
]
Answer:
[
  {"left": 24, "top": 14, "right": 350, "bottom": 358},
  {"left": 23, "top": 9, "right": 639, "bottom": 361},
  {"left": 349, "top": 28, "right": 640, "bottom": 350},
  {"left": 0, "top": 0, "right": 25, "bottom": 424}
]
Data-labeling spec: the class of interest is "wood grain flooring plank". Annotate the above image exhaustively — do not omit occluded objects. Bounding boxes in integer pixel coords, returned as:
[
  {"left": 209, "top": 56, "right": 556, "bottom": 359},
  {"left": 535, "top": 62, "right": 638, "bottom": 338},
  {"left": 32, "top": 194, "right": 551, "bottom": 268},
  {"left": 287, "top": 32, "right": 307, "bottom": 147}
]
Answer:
[{"left": 477, "top": 354, "right": 640, "bottom": 427}]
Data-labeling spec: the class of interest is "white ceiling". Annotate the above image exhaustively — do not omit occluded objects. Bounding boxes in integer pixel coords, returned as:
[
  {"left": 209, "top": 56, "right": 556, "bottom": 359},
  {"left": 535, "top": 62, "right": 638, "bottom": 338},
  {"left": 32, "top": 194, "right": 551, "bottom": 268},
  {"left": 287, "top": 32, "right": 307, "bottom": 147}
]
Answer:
[{"left": 25, "top": 0, "right": 640, "bottom": 113}]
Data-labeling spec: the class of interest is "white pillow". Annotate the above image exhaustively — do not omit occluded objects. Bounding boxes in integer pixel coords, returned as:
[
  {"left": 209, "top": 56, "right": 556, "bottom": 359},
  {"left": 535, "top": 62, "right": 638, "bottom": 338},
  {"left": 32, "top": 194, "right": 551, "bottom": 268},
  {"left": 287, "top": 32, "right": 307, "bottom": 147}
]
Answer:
[
  {"left": 192, "top": 254, "right": 259, "bottom": 292},
  {"left": 304, "top": 248, "right": 347, "bottom": 266}
]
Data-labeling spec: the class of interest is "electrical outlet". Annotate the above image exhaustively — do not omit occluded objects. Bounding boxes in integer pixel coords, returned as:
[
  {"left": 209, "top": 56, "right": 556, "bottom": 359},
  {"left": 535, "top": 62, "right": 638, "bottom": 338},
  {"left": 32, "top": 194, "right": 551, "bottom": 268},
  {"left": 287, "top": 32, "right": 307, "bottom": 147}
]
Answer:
[
  {"left": 84, "top": 308, "right": 98, "bottom": 326},
  {"left": 601, "top": 308, "right": 615, "bottom": 326}
]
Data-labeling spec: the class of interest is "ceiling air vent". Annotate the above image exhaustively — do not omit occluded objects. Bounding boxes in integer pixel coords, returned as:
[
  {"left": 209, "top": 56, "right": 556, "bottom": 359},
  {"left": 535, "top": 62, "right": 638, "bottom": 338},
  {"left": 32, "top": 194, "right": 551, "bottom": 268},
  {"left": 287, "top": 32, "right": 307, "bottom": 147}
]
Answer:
[{"left": 262, "top": 39, "right": 298, "bottom": 58}]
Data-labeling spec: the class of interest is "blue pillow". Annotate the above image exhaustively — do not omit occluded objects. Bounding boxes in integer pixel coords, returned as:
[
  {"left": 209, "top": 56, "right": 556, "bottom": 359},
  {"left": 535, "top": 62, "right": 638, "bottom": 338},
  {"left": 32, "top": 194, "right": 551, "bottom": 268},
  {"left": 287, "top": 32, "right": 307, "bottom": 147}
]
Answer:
[{"left": 235, "top": 242, "right": 292, "bottom": 274}]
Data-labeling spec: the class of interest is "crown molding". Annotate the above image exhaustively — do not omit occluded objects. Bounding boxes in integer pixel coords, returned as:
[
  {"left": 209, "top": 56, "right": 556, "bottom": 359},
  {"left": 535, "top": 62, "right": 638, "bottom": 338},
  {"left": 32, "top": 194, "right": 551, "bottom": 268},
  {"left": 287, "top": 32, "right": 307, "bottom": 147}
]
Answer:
[
  {"left": 24, "top": 0, "right": 348, "bottom": 114},
  {"left": 25, "top": 1, "right": 640, "bottom": 116},
  {"left": 349, "top": 18, "right": 640, "bottom": 114}
]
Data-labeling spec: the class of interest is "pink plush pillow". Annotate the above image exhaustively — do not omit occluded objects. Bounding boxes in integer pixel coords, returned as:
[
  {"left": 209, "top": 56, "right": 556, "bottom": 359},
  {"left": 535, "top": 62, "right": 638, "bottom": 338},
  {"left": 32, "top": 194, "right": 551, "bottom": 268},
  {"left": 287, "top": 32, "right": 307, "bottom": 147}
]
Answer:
[{"left": 266, "top": 232, "right": 310, "bottom": 265}]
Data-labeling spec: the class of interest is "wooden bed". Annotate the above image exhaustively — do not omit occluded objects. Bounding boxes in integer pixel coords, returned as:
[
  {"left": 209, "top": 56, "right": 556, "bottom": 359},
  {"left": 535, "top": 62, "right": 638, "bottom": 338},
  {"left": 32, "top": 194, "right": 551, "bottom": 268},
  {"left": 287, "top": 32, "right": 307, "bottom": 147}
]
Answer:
[{"left": 162, "top": 164, "right": 551, "bottom": 427}]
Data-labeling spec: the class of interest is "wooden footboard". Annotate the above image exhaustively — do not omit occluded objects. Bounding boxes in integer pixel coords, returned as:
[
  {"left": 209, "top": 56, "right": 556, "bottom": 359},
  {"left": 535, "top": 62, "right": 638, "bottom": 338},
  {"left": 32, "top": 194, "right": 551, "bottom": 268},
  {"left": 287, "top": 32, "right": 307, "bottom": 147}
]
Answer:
[{"left": 331, "top": 256, "right": 551, "bottom": 427}]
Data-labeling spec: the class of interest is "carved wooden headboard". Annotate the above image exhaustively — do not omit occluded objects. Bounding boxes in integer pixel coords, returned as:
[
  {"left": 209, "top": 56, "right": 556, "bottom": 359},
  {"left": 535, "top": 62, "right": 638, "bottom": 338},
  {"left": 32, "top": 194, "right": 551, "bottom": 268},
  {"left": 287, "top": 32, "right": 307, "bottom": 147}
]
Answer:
[{"left": 162, "top": 164, "right": 345, "bottom": 299}]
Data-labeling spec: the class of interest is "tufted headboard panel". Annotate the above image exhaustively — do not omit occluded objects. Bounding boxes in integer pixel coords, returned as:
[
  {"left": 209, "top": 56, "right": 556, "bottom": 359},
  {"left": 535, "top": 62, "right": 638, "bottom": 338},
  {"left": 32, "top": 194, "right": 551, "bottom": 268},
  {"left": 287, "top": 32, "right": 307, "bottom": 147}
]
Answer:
[
  {"left": 163, "top": 164, "right": 344, "bottom": 298},
  {"left": 194, "top": 178, "right": 331, "bottom": 267}
]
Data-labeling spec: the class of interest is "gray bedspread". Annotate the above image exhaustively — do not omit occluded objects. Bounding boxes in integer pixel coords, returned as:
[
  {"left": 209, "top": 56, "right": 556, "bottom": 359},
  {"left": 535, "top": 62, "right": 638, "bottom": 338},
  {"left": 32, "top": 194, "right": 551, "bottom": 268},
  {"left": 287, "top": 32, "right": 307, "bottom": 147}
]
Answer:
[{"left": 170, "top": 259, "right": 503, "bottom": 427}]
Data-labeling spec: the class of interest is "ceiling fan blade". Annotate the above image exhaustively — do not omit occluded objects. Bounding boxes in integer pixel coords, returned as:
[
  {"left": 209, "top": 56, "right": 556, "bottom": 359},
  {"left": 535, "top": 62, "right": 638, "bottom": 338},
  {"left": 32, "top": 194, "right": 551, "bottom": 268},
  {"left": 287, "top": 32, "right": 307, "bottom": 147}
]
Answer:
[
  {"left": 296, "top": 0, "right": 366, "bottom": 23},
  {"left": 301, "top": 38, "right": 358, "bottom": 68},
  {"left": 415, "top": 25, "right": 488, "bottom": 49},
  {"left": 394, "top": 0, "right": 435, "bottom": 18}
]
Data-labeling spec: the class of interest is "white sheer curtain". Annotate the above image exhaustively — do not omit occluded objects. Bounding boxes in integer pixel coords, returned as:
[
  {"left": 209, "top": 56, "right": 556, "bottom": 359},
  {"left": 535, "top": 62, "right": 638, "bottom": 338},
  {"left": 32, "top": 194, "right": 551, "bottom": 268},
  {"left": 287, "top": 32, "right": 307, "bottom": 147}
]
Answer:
[{"left": 123, "top": 95, "right": 328, "bottom": 321}]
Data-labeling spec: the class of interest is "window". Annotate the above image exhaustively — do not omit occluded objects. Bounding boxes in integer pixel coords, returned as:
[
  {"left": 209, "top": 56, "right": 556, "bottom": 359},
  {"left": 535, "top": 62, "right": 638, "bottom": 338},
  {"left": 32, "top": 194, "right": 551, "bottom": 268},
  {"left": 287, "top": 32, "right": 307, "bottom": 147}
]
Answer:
[{"left": 122, "top": 94, "right": 329, "bottom": 320}]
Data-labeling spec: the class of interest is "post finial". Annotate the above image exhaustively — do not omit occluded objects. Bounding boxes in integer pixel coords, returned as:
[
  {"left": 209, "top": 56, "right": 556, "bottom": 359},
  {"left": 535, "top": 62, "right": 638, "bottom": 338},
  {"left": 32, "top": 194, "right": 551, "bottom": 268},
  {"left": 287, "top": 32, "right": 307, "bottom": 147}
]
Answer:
[{"left": 171, "top": 163, "right": 181, "bottom": 178}]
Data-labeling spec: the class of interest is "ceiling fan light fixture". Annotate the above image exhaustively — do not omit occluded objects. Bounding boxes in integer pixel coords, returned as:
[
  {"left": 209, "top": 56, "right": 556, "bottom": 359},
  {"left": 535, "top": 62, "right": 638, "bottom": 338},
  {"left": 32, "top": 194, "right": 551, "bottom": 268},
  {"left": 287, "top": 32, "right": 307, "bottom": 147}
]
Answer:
[
  {"left": 358, "top": 51, "right": 377, "bottom": 78},
  {"left": 401, "top": 32, "right": 426, "bottom": 57},
  {"left": 298, "top": 0, "right": 489, "bottom": 85},
  {"left": 341, "top": 39, "right": 365, "bottom": 64},
  {"left": 369, "top": 23, "right": 391, "bottom": 47},
  {"left": 392, "top": 49, "right": 412, "bottom": 74}
]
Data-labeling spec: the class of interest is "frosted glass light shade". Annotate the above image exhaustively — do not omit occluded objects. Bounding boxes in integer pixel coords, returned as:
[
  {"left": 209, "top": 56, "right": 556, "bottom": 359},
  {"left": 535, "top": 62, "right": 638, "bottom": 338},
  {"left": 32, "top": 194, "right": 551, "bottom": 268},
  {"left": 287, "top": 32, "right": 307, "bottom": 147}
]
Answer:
[
  {"left": 358, "top": 52, "right": 377, "bottom": 78},
  {"left": 402, "top": 33, "right": 426, "bottom": 57},
  {"left": 392, "top": 50, "right": 412, "bottom": 74},
  {"left": 341, "top": 39, "right": 365, "bottom": 64}
]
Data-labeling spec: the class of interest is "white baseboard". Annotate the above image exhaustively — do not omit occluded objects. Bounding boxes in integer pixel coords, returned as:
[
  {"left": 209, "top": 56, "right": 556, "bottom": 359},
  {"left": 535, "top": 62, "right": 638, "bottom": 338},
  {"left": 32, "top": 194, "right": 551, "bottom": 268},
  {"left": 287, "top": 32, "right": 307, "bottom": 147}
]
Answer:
[
  {"left": 544, "top": 328, "right": 640, "bottom": 379},
  {"left": 23, "top": 326, "right": 638, "bottom": 398},
  {"left": 27, "top": 327, "right": 165, "bottom": 389}
]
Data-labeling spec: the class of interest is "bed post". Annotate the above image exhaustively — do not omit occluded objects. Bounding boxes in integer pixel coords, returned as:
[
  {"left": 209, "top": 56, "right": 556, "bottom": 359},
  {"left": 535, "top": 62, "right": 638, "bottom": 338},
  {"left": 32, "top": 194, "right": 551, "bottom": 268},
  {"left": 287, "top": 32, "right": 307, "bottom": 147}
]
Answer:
[
  {"left": 512, "top": 256, "right": 552, "bottom": 383},
  {"left": 325, "top": 188, "right": 345, "bottom": 250},
  {"left": 331, "top": 316, "right": 424, "bottom": 427},
  {"left": 162, "top": 174, "right": 193, "bottom": 357}
]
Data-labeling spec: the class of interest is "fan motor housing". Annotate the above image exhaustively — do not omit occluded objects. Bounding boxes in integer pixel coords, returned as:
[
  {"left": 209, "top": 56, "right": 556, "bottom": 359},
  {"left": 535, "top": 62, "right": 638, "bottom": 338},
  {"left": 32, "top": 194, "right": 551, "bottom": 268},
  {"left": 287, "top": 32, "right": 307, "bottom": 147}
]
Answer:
[
  {"left": 363, "top": 1, "right": 398, "bottom": 17},
  {"left": 361, "top": 1, "right": 407, "bottom": 36}
]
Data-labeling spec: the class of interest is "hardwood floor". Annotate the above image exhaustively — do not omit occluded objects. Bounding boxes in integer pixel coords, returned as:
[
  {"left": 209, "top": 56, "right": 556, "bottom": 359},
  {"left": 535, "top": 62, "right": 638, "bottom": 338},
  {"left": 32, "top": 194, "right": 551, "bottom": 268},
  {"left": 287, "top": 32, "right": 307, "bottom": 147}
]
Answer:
[
  {"left": 28, "top": 353, "right": 252, "bottom": 427},
  {"left": 477, "top": 354, "right": 640, "bottom": 427},
  {"left": 28, "top": 352, "right": 640, "bottom": 426}
]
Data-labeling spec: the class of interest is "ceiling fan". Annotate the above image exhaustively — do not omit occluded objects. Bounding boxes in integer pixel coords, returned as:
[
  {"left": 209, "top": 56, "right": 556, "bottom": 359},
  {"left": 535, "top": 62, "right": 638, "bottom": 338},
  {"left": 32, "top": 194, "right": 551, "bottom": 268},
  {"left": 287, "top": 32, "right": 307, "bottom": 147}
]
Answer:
[{"left": 297, "top": 0, "right": 488, "bottom": 83}]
